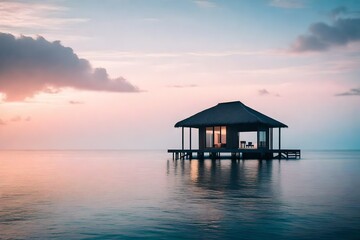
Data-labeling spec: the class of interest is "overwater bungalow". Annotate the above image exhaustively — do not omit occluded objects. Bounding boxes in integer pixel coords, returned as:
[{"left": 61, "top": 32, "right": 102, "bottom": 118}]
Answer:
[{"left": 168, "top": 101, "right": 300, "bottom": 160}]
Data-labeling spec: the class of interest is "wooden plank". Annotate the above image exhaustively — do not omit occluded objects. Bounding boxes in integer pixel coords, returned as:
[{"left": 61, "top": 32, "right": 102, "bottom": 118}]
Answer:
[{"left": 168, "top": 148, "right": 301, "bottom": 160}]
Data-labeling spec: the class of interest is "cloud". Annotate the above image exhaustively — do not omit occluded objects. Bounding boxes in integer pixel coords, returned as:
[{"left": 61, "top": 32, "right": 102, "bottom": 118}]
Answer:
[
  {"left": 69, "top": 100, "right": 84, "bottom": 105},
  {"left": 269, "top": 0, "right": 305, "bottom": 9},
  {"left": 0, "top": 1, "right": 88, "bottom": 31},
  {"left": 336, "top": 87, "right": 360, "bottom": 96},
  {"left": 10, "top": 116, "right": 22, "bottom": 122},
  {"left": 258, "top": 89, "right": 281, "bottom": 97},
  {"left": 167, "top": 84, "right": 198, "bottom": 88},
  {"left": 43, "top": 87, "right": 61, "bottom": 94},
  {"left": 194, "top": 0, "right": 217, "bottom": 8},
  {"left": 80, "top": 49, "right": 280, "bottom": 61},
  {"left": 329, "top": 6, "right": 347, "bottom": 19},
  {"left": 291, "top": 7, "right": 360, "bottom": 52},
  {"left": 258, "top": 89, "right": 270, "bottom": 96},
  {"left": 0, "top": 33, "right": 140, "bottom": 101},
  {"left": 0, "top": 115, "right": 31, "bottom": 125}
]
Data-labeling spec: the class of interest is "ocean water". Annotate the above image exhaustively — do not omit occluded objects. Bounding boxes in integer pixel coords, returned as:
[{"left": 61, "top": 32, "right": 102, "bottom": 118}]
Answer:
[{"left": 0, "top": 150, "right": 359, "bottom": 240}]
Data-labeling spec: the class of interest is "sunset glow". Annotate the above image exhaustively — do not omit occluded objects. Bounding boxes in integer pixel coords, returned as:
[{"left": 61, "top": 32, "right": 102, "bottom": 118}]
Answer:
[{"left": 0, "top": 0, "right": 359, "bottom": 150}]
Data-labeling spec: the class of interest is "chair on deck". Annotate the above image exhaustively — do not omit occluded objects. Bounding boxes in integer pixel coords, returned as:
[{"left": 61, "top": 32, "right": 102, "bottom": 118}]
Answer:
[{"left": 246, "top": 142, "right": 254, "bottom": 148}]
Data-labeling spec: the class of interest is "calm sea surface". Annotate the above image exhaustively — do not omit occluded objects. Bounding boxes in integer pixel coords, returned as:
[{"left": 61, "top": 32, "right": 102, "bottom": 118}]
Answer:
[{"left": 0, "top": 150, "right": 359, "bottom": 239}]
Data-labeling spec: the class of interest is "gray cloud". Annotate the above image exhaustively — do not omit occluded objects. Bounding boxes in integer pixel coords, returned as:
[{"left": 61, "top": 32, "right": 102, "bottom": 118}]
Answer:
[
  {"left": 258, "top": 88, "right": 281, "bottom": 97},
  {"left": 0, "top": 33, "right": 140, "bottom": 101},
  {"left": 291, "top": 7, "right": 360, "bottom": 52},
  {"left": 258, "top": 89, "right": 270, "bottom": 96},
  {"left": 336, "top": 87, "right": 360, "bottom": 96},
  {"left": 329, "top": 6, "right": 347, "bottom": 19},
  {"left": 0, "top": 118, "right": 5, "bottom": 125}
]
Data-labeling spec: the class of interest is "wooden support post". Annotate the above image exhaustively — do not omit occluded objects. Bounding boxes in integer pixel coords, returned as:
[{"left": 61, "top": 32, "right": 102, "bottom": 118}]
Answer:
[
  {"left": 182, "top": 127, "right": 184, "bottom": 150},
  {"left": 277, "top": 128, "right": 281, "bottom": 160},
  {"left": 266, "top": 129, "right": 269, "bottom": 149},
  {"left": 279, "top": 128, "right": 281, "bottom": 150},
  {"left": 189, "top": 127, "right": 192, "bottom": 150}
]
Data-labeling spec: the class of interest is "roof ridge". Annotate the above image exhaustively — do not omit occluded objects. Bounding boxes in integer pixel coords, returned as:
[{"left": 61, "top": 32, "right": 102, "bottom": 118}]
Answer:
[
  {"left": 218, "top": 101, "right": 241, "bottom": 105},
  {"left": 241, "top": 102, "right": 262, "bottom": 122},
  {"left": 243, "top": 104, "right": 288, "bottom": 128}
]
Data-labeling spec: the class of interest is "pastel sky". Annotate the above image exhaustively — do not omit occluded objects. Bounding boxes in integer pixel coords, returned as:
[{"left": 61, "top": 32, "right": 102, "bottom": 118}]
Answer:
[{"left": 0, "top": 0, "right": 359, "bottom": 150}]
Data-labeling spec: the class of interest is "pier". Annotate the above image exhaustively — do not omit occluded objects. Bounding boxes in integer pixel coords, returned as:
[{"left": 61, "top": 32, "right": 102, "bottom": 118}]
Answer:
[{"left": 168, "top": 149, "right": 301, "bottom": 160}]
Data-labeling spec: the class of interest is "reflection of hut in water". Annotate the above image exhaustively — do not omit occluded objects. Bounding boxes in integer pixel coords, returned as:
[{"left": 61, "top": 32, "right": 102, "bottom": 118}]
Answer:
[
  {"left": 168, "top": 101, "right": 300, "bottom": 160},
  {"left": 168, "top": 159, "right": 276, "bottom": 195},
  {"left": 188, "top": 160, "right": 274, "bottom": 196},
  {"left": 166, "top": 159, "right": 281, "bottom": 230}
]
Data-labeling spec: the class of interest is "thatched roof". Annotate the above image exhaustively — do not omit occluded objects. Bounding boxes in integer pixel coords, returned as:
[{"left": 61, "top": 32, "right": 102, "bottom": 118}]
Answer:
[{"left": 175, "top": 101, "right": 287, "bottom": 128}]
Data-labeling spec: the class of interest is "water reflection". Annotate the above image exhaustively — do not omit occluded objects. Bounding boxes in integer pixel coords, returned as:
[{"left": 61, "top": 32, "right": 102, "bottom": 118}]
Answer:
[
  {"left": 165, "top": 159, "right": 285, "bottom": 239},
  {"left": 169, "top": 159, "right": 276, "bottom": 194}
]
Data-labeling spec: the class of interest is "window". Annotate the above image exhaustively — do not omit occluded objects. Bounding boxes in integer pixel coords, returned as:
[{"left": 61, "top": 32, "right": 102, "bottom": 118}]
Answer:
[
  {"left": 206, "top": 126, "right": 226, "bottom": 148},
  {"left": 259, "top": 131, "right": 266, "bottom": 148},
  {"left": 221, "top": 126, "right": 227, "bottom": 144},
  {"left": 206, "top": 127, "right": 213, "bottom": 148}
]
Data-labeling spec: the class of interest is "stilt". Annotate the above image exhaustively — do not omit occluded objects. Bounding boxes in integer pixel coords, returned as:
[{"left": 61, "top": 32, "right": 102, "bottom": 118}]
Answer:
[{"left": 167, "top": 149, "right": 300, "bottom": 160}]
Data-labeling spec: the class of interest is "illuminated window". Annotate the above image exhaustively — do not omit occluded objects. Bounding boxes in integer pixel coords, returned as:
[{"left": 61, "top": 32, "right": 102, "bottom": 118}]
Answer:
[
  {"left": 206, "top": 126, "right": 226, "bottom": 148},
  {"left": 206, "top": 127, "right": 213, "bottom": 148},
  {"left": 221, "top": 126, "right": 227, "bottom": 144}
]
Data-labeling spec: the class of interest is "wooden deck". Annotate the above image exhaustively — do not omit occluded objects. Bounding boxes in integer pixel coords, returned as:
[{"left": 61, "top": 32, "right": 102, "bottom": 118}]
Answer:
[{"left": 168, "top": 148, "right": 301, "bottom": 160}]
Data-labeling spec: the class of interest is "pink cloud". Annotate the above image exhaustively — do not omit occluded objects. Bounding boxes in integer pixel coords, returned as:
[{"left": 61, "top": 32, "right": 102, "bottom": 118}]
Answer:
[
  {"left": 69, "top": 100, "right": 84, "bottom": 105},
  {"left": 0, "top": 33, "right": 140, "bottom": 101},
  {"left": 10, "top": 116, "right": 22, "bottom": 122},
  {"left": 0, "top": 115, "right": 31, "bottom": 126}
]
